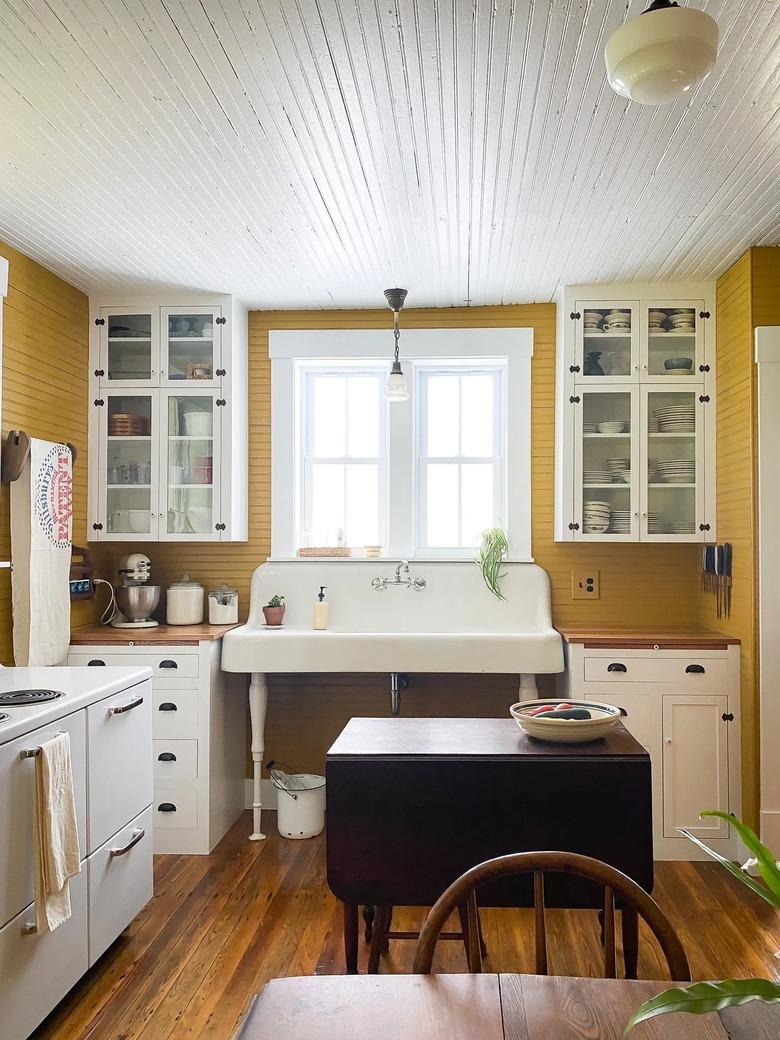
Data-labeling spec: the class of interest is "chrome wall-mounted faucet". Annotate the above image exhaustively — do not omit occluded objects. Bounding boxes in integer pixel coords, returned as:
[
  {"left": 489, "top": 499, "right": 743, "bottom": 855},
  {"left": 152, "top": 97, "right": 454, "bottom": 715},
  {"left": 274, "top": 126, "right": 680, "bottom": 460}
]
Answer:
[{"left": 371, "top": 560, "right": 427, "bottom": 591}]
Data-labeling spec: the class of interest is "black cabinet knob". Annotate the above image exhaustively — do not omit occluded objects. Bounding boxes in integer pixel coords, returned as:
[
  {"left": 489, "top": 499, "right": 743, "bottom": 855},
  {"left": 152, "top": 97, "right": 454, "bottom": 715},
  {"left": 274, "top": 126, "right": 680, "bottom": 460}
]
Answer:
[
  {"left": 685, "top": 664, "right": 705, "bottom": 674},
  {"left": 157, "top": 752, "right": 177, "bottom": 762},
  {"left": 607, "top": 662, "right": 627, "bottom": 673},
  {"left": 157, "top": 802, "right": 177, "bottom": 813},
  {"left": 159, "top": 660, "right": 177, "bottom": 669},
  {"left": 88, "top": 659, "right": 106, "bottom": 666},
  {"left": 158, "top": 702, "right": 177, "bottom": 711}
]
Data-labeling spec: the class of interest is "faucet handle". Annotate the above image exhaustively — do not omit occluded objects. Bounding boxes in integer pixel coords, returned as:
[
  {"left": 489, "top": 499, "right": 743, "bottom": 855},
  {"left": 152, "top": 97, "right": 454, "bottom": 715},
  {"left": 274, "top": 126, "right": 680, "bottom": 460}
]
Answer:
[{"left": 371, "top": 577, "right": 386, "bottom": 591}]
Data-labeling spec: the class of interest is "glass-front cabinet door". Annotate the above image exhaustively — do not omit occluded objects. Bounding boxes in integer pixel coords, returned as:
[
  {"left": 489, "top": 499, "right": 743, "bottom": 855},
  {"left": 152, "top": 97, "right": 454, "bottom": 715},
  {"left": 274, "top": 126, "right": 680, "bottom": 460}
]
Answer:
[
  {"left": 641, "top": 301, "right": 704, "bottom": 382},
  {"left": 641, "top": 387, "right": 705, "bottom": 541},
  {"left": 574, "top": 387, "right": 640, "bottom": 540},
  {"left": 99, "top": 308, "right": 158, "bottom": 384},
  {"left": 161, "top": 306, "right": 222, "bottom": 388},
  {"left": 574, "top": 301, "right": 639, "bottom": 382},
  {"left": 160, "top": 390, "right": 221, "bottom": 540},
  {"left": 99, "top": 390, "right": 159, "bottom": 539}
]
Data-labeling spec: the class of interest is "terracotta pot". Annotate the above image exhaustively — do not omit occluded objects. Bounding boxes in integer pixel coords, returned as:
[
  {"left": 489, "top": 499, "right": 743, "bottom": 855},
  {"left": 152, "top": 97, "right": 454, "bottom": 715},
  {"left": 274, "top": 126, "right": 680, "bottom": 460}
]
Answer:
[{"left": 263, "top": 605, "right": 286, "bottom": 626}]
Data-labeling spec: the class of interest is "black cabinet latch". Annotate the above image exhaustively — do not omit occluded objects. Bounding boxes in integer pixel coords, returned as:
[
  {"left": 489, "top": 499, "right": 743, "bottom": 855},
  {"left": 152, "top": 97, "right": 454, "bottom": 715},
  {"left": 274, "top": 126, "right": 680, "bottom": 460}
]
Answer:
[
  {"left": 568, "top": 522, "right": 580, "bottom": 531},
  {"left": 92, "top": 522, "right": 103, "bottom": 531},
  {"left": 699, "top": 310, "right": 710, "bottom": 319},
  {"left": 215, "top": 316, "right": 226, "bottom": 325},
  {"left": 94, "top": 399, "right": 104, "bottom": 407},
  {"left": 569, "top": 395, "right": 580, "bottom": 404},
  {"left": 569, "top": 365, "right": 580, "bottom": 373},
  {"left": 216, "top": 368, "right": 226, "bottom": 377},
  {"left": 699, "top": 395, "right": 710, "bottom": 403},
  {"left": 216, "top": 398, "right": 226, "bottom": 407},
  {"left": 699, "top": 364, "right": 710, "bottom": 373},
  {"left": 94, "top": 317, "right": 105, "bottom": 326},
  {"left": 699, "top": 523, "right": 711, "bottom": 532},
  {"left": 722, "top": 712, "right": 734, "bottom": 722},
  {"left": 570, "top": 311, "right": 581, "bottom": 320},
  {"left": 215, "top": 522, "right": 226, "bottom": 531},
  {"left": 94, "top": 369, "right": 104, "bottom": 378}
]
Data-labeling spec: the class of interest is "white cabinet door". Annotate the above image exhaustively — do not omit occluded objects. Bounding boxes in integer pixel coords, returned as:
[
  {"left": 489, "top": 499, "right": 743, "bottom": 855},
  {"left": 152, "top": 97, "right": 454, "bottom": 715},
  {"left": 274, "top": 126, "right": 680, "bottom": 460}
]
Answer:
[
  {"left": 96, "top": 387, "right": 160, "bottom": 540},
  {"left": 639, "top": 300, "right": 705, "bottom": 383},
  {"left": 573, "top": 300, "right": 640, "bottom": 382},
  {"left": 87, "top": 680, "right": 153, "bottom": 852},
  {"left": 0, "top": 710, "right": 87, "bottom": 930},
  {"left": 0, "top": 868, "right": 88, "bottom": 1040},
  {"left": 88, "top": 806, "right": 153, "bottom": 965},
  {"left": 662, "top": 694, "right": 730, "bottom": 839},
  {"left": 98, "top": 306, "right": 160, "bottom": 386},
  {"left": 160, "top": 305, "right": 223, "bottom": 388},
  {"left": 160, "top": 388, "right": 222, "bottom": 540}
]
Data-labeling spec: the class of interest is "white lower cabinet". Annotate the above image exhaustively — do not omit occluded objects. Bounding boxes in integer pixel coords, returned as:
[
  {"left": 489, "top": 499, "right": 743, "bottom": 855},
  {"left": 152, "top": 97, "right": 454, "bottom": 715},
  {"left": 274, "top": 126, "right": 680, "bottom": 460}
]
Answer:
[
  {"left": 561, "top": 640, "right": 741, "bottom": 859},
  {"left": 88, "top": 805, "right": 154, "bottom": 965},
  {"left": 0, "top": 868, "right": 88, "bottom": 1040}
]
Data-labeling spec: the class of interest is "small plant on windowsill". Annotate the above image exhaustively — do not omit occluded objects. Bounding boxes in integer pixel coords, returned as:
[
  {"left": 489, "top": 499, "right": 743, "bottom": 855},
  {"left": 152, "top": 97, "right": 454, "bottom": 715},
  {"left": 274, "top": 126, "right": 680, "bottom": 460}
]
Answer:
[
  {"left": 626, "top": 811, "right": 780, "bottom": 1033},
  {"left": 263, "top": 595, "right": 286, "bottom": 627},
  {"left": 477, "top": 526, "right": 509, "bottom": 600}
]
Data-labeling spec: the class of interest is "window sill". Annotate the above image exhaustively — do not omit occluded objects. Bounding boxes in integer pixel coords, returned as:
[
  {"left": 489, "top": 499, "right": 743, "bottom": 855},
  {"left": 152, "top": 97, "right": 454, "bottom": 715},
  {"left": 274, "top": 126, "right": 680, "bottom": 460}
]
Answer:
[{"left": 267, "top": 555, "right": 535, "bottom": 564}]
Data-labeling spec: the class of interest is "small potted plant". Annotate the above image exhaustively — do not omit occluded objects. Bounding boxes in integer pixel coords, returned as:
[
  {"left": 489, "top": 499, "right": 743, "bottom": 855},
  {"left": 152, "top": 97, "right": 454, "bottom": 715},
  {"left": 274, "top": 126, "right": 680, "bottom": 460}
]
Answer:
[{"left": 263, "top": 595, "right": 286, "bottom": 626}]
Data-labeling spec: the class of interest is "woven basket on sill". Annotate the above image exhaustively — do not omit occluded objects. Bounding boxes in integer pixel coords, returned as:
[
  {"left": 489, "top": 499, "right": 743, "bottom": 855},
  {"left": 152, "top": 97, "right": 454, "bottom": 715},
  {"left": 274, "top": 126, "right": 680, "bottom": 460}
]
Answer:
[{"left": 298, "top": 547, "right": 352, "bottom": 558}]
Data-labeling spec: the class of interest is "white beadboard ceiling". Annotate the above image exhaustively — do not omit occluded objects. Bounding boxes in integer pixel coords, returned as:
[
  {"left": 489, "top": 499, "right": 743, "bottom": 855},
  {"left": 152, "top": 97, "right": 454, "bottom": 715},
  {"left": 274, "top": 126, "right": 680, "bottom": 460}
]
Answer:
[{"left": 0, "top": 0, "right": 778, "bottom": 308}]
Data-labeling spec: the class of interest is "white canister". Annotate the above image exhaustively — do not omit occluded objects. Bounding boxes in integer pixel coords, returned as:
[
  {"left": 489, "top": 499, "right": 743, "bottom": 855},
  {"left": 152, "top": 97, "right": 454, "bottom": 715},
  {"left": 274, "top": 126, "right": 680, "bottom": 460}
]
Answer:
[
  {"left": 182, "top": 410, "right": 212, "bottom": 437},
  {"left": 166, "top": 574, "right": 204, "bottom": 625},
  {"left": 208, "top": 584, "right": 239, "bottom": 624}
]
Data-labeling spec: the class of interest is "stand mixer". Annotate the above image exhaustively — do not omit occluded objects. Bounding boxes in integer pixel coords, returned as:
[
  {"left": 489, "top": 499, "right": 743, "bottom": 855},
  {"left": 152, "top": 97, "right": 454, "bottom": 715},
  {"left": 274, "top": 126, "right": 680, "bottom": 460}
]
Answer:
[{"left": 110, "top": 553, "right": 161, "bottom": 629}]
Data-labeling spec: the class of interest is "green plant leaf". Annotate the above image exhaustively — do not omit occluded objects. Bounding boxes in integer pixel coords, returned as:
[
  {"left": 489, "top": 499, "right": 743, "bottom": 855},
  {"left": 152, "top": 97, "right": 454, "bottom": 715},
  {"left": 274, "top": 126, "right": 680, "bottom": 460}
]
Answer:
[
  {"left": 476, "top": 526, "right": 508, "bottom": 600},
  {"left": 699, "top": 811, "right": 780, "bottom": 902},
  {"left": 679, "top": 826, "right": 780, "bottom": 910},
  {"left": 625, "top": 979, "right": 780, "bottom": 1033}
]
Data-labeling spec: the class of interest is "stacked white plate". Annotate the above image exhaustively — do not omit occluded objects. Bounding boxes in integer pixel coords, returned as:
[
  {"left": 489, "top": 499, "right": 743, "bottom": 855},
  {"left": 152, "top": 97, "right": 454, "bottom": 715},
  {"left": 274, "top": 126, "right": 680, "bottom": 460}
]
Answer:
[
  {"left": 598, "top": 420, "right": 628, "bottom": 434},
  {"left": 584, "top": 470, "right": 611, "bottom": 485},
  {"left": 647, "top": 512, "right": 663, "bottom": 533},
  {"left": 602, "top": 309, "right": 631, "bottom": 332},
  {"left": 669, "top": 519, "right": 696, "bottom": 534},
  {"left": 654, "top": 404, "right": 695, "bottom": 433},
  {"left": 607, "top": 457, "right": 630, "bottom": 483},
  {"left": 649, "top": 309, "right": 668, "bottom": 331},
  {"left": 609, "top": 510, "right": 632, "bottom": 533},
  {"left": 583, "top": 500, "right": 610, "bottom": 533},
  {"left": 656, "top": 459, "right": 695, "bottom": 483},
  {"left": 668, "top": 309, "right": 695, "bottom": 332},
  {"left": 584, "top": 310, "right": 604, "bottom": 331},
  {"left": 583, "top": 422, "right": 600, "bottom": 434}
]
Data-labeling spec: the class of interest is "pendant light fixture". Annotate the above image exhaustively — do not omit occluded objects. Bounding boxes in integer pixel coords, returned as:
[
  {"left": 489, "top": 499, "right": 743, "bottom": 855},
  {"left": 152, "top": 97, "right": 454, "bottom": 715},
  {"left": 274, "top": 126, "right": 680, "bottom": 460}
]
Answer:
[
  {"left": 384, "top": 287, "right": 409, "bottom": 402},
  {"left": 605, "top": 0, "right": 719, "bottom": 105}
]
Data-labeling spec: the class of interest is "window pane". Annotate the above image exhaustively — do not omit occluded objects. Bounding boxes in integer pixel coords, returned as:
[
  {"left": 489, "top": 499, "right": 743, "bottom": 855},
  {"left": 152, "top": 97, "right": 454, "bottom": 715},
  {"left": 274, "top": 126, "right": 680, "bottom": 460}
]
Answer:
[
  {"left": 426, "top": 375, "right": 459, "bottom": 456},
  {"left": 312, "top": 376, "right": 345, "bottom": 456},
  {"left": 426, "top": 463, "right": 459, "bottom": 547},
  {"left": 346, "top": 464, "right": 379, "bottom": 544},
  {"left": 311, "top": 463, "right": 345, "bottom": 545},
  {"left": 461, "top": 464, "right": 494, "bottom": 547},
  {"left": 460, "top": 374, "right": 495, "bottom": 456},
  {"left": 347, "top": 376, "right": 379, "bottom": 458}
]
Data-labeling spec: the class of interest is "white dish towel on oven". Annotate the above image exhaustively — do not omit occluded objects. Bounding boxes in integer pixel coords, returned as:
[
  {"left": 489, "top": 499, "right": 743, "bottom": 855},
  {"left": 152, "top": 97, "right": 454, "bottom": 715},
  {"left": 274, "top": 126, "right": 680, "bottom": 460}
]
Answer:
[
  {"left": 11, "top": 438, "right": 73, "bottom": 665},
  {"left": 34, "top": 732, "right": 81, "bottom": 932}
]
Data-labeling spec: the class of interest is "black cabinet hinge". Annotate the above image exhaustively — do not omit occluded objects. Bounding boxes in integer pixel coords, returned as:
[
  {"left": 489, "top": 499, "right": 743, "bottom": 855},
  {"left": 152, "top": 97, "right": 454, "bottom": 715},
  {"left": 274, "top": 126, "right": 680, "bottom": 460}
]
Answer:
[
  {"left": 215, "top": 316, "right": 226, "bottom": 325},
  {"left": 722, "top": 712, "right": 734, "bottom": 722},
  {"left": 216, "top": 398, "right": 226, "bottom": 407},
  {"left": 92, "top": 522, "right": 103, "bottom": 531},
  {"left": 570, "top": 311, "right": 581, "bottom": 320},
  {"left": 699, "top": 395, "right": 710, "bottom": 403},
  {"left": 215, "top": 522, "right": 226, "bottom": 531},
  {"left": 569, "top": 395, "right": 580, "bottom": 404},
  {"left": 699, "top": 310, "right": 711, "bottom": 319},
  {"left": 699, "top": 523, "right": 711, "bottom": 532},
  {"left": 94, "top": 398, "right": 104, "bottom": 407},
  {"left": 699, "top": 364, "right": 710, "bottom": 373},
  {"left": 216, "top": 368, "right": 226, "bottom": 377},
  {"left": 94, "top": 369, "right": 105, "bottom": 378},
  {"left": 94, "top": 317, "right": 105, "bottom": 326},
  {"left": 569, "top": 365, "right": 580, "bottom": 373},
  {"left": 568, "top": 522, "right": 580, "bottom": 531}
]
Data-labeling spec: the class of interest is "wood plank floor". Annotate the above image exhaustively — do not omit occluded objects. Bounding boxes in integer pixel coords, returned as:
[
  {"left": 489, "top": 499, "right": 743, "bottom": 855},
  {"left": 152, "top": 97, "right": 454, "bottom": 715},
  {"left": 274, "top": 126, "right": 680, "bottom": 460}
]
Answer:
[{"left": 34, "top": 811, "right": 780, "bottom": 1040}]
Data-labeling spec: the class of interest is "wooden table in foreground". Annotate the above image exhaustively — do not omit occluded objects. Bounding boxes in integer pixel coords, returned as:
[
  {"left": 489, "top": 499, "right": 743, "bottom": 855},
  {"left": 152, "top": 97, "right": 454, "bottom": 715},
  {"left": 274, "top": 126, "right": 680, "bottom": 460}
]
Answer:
[
  {"left": 237, "top": 973, "right": 779, "bottom": 1039},
  {"left": 326, "top": 717, "right": 653, "bottom": 973}
]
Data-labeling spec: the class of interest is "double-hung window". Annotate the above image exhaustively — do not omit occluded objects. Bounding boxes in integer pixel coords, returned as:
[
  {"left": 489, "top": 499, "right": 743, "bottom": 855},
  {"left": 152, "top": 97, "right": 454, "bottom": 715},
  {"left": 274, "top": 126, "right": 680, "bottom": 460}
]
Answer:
[{"left": 271, "top": 327, "right": 532, "bottom": 560}]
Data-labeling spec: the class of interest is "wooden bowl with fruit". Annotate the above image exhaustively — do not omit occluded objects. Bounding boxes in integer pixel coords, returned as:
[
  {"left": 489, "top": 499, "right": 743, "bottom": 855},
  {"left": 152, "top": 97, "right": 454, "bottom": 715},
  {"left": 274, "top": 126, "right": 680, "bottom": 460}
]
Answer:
[{"left": 509, "top": 698, "right": 625, "bottom": 744}]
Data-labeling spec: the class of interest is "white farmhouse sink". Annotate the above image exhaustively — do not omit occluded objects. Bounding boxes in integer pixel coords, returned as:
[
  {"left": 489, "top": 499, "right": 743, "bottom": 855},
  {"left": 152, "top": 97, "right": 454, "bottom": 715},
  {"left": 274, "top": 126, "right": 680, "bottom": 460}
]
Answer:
[
  {"left": 221, "top": 559, "right": 563, "bottom": 842},
  {"left": 222, "top": 560, "right": 563, "bottom": 674}
]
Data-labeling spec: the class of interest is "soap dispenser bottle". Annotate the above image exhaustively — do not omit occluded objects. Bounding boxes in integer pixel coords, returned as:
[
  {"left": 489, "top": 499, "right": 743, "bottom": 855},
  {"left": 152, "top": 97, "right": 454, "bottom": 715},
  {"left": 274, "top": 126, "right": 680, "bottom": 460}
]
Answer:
[{"left": 313, "top": 586, "right": 328, "bottom": 630}]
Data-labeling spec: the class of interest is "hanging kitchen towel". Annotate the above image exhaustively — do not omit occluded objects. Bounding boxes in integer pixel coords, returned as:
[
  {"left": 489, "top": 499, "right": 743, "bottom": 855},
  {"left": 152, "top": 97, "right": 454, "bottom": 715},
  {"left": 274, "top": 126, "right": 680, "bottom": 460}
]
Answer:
[
  {"left": 11, "top": 439, "right": 73, "bottom": 665},
  {"left": 34, "top": 732, "right": 81, "bottom": 932}
]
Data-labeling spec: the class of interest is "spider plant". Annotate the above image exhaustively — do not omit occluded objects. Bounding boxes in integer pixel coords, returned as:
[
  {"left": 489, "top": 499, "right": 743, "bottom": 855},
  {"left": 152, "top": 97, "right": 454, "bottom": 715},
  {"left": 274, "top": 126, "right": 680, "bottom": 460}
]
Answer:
[
  {"left": 626, "top": 811, "right": 780, "bottom": 1033},
  {"left": 477, "top": 526, "right": 509, "bottom": 600}
]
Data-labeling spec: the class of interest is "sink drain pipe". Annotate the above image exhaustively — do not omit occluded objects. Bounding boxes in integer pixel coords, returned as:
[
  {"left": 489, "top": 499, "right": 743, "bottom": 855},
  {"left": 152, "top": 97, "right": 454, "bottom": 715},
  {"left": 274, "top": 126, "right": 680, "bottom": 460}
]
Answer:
[{"left": 389, "top": 673, "right": 408, "bottom": 715}]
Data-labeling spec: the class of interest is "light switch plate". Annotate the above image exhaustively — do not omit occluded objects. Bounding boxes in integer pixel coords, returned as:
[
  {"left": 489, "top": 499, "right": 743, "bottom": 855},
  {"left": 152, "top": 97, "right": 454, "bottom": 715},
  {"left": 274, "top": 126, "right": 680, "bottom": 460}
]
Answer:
[{"left": 572, "top": 570, "right": 600, "bottom": 599}]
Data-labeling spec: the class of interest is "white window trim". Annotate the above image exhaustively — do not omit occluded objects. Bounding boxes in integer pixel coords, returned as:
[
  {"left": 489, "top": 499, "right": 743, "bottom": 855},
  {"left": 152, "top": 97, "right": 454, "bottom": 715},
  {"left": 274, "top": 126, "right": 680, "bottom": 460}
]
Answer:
[{"left": 270, "top": 327, "right": 533, "bottom": 561}]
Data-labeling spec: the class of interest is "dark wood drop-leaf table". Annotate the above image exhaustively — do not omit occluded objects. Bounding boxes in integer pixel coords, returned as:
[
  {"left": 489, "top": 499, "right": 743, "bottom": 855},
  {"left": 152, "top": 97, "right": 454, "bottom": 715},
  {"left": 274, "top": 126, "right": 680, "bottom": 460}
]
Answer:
[{"left": 326, "top": 717, "right": 653, "bottom": 973}]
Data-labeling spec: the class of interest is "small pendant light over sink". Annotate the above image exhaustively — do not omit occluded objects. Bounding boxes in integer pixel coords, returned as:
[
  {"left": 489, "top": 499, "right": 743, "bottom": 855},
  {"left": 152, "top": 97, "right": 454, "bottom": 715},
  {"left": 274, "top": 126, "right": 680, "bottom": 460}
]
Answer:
[
  {"left": 605, "top": 0, "right": 719, "bottom": 105},
  {"left": 385, "top": 287, "right": 409, "bottom": 402}
]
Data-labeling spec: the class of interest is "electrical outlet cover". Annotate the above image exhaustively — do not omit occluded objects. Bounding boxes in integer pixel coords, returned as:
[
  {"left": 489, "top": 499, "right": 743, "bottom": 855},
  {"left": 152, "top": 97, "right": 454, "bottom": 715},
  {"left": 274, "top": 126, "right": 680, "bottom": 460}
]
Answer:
[{"left": 572, "top": 570, "right": 600, "bottom": 599}]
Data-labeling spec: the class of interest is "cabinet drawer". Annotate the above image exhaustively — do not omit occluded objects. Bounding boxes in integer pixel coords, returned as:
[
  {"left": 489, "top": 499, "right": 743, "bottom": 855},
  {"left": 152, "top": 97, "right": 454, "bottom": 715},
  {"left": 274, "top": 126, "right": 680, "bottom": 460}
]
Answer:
[
  {"left": 153, "top": 689, "right": 199, "bottom": 738},
  {"left": 0, "top": 711, "right": 87, "bottom": 929},
  {"left": 154, "top": 786, "right": 198, "bottom": 829},
  {"left": 88, "top": 806, "right": 153, "bottom": 965},
  {"left": 154, "top": 739, "right": 198, "bottom": 783},
  {"left": 71, "top": 651, "right": 199, "bottom": 679},
  {"left": 583, "top": 656, "right": 728, "bottom": 689},
  {"left": 88, "top": 680, "right": 153, "bottom": 852},
  {"left": 0, "top": 867, "right": 88, "bottom": 1040}
]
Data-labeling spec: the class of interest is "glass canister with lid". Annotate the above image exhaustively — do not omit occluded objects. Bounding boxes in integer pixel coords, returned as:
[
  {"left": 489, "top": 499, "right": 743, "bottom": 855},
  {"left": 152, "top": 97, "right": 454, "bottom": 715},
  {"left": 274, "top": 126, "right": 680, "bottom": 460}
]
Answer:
[
  {"left": 166, "top": 574, "right": 205, "bottom": 625},
  {"left": 208, "top": 583, "right": 239, "bottom": 624}
]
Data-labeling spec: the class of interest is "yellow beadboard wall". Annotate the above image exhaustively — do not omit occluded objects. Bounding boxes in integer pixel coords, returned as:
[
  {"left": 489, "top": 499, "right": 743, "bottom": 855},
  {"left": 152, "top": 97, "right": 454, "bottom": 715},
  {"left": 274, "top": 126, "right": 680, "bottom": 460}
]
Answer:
[
  {"left": 0, "top": 241, "right": 97, "bottom": 663},
  {"left": 117, "top": 304, "right": 703, "bottom": 776}
]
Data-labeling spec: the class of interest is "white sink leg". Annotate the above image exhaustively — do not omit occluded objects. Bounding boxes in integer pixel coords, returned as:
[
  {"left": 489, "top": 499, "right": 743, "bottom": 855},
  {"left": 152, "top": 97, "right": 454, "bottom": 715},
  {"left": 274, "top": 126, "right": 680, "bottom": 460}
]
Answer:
[
  {"left": 519, "top": 673, "right": 539, "bottom": 700},
  {"left": 249, "top": 671, "right": 269, "bottom": 841}
]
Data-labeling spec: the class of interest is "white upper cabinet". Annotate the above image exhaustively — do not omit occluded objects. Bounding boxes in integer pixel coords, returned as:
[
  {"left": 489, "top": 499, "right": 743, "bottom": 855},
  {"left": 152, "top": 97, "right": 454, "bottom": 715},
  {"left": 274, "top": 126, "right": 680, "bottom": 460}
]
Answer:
[
  {"left": 89, "top": 295, "right": 247, "bottom": 543},
  {"left": 555, "top": 283, "right": 715, "bottom": 543}
]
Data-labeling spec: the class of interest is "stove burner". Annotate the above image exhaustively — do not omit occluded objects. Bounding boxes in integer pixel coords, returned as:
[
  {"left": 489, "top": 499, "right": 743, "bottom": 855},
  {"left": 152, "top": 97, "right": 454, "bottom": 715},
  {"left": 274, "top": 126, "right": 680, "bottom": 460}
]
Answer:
[
  {"left": 0, "top": 713, "right": 9, "bottom": 723},
  {"left": 0, "top": 689, "right": 65, "bottom": 706}
]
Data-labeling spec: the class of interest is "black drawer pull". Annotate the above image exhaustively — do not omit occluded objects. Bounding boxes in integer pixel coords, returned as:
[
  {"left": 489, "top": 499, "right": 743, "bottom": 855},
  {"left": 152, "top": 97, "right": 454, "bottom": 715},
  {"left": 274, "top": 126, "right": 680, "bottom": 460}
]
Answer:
[
  {"left": 685, "top": 664, "right": 706, "bottom": 674},
  {"left": 158, "top": 802, "right": 177, "bottom": 813},
  {"left": 157, "top": 752, "right": 177, "bottom": 762},
  {"left": 158, "top": 702, "right": 177, "bottom": 711},
  {"left": 607, "top": 663, "right": 627, "bottom": 673},
  {"left": 159, "top": 660, "right": 178, "bottom": 669},
  {"left": 88, "top": 659, "right": 106, "bottom": 666}
]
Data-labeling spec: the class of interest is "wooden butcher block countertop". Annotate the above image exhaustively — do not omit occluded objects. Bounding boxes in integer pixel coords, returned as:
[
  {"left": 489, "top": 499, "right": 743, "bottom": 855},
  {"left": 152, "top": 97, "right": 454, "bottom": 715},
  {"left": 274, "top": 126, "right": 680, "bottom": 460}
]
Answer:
[
  {"left": 557, "top": 625, "right": 740, "bottom": 649},
  {"left": 71, "top": 622, "right": 239, "bottom": 646}
]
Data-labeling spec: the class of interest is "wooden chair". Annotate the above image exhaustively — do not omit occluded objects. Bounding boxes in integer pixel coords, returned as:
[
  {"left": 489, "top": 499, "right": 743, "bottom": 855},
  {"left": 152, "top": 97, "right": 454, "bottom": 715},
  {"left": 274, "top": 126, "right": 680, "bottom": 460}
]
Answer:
[
  {"left": 412, "top": 851, "right": 691, "bottom": 981},
  {"left": 364, "top": 904, "right": 486, "bottom": 974}
]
